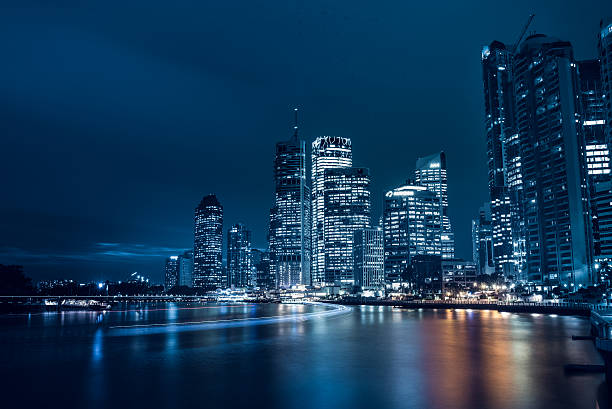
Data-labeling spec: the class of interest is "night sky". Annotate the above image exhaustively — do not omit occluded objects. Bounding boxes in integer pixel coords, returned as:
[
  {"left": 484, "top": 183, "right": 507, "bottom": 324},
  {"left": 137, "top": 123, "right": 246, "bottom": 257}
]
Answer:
[{"left": 2, "top": 1, "right": 610, "bottom": 283}]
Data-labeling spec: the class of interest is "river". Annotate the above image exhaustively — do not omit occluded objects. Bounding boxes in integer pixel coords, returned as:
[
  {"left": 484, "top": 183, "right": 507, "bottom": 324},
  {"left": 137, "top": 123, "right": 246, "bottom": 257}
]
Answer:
[{"left": 0, "top": 303, "right": 606, "bottom": 409}]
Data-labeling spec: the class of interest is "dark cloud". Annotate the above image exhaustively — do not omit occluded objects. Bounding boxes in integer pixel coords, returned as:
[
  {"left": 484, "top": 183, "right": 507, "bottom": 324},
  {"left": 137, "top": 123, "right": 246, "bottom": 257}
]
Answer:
[{"left": 0, "top": 243, "right": 186, "bottom": 264}]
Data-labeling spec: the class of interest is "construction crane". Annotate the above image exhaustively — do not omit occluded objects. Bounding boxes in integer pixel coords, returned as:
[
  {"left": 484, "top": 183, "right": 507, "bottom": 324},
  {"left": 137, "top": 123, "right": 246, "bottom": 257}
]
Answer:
[{"left": 511, "top": 14, "right": 535, "bottom": 54}]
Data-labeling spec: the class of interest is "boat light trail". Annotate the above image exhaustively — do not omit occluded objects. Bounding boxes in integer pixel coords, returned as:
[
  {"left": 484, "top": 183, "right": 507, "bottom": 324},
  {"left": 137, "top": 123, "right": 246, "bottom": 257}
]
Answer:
[{"left": 2, "top": 304, "right": 256, "bottom": 317}]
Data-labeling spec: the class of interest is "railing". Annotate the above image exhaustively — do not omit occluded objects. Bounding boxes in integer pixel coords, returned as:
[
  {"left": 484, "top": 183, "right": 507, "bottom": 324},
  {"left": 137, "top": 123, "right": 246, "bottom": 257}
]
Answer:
[
  {"left": 0, "top": 295, "right": 194, "bottom": 300},
  {"left": 349, "top": 298, "right": 599, "bottom": 308},
  {"left": 407, "top": 299, "right": 597, "bottom": 308}
]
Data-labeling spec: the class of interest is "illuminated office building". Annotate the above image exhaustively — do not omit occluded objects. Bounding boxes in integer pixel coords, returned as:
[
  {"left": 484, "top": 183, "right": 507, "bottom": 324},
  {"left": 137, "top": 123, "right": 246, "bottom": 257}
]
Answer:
[
  {"left": 593, "top": 18, "right": 612, "bottom": 267},
  {"left": 513, "top": 34, "right": 593, "bottom": 286},
  {"left": 441, "top": 259, "right": 478, "bottom": 291},
  {"left": 593, "top": 181, "right": 612, "bottom": 261},
  {"left": 482, "top": 41, "right": 523, "bottom": 277},
  {"left": 164, "top": 256, "right": 179, "bottom": 290},
  {"left": 414, "top": 152, "right": 454, "bottom": 259},
  {"left": 578, "top": 59, "right": 611, "bottom": 265},
  {"left": 193, "top": 194, "right": 224, "bottom": 289},
  {"left": 251, "top": 249, "right": 273, "bottom": 289},
  {"left": 409, "top": 255, "right": 442, "bottom": 291},
  {"left": 269, "top": 109, "right": 311, "bottom": 288},
  {"left": 353, "top": 227, "right": 384, "bottom": 288},
  {"left": 178, "top": 250, "right": 193, "bottom": 287},
  {"left": 311, "top": 136, "right": 352, "bottom": 285},
  {"left": 227, "top": 223, "right": 252, "bottom": 288},
  {"left": 472, "top": 203, "right": 495, "bottom": 275},
  {"left": 323, "top": 167, "right": 371, "bottom": 285},
  {"left": 383, "top": 183, "right": 442, "bottom": 282},
  {"left": 578, "top": 60, "right": 610, "bottom": 181},
  {"left": 600, "top": 18, "right": 612, "bottom": 146}
]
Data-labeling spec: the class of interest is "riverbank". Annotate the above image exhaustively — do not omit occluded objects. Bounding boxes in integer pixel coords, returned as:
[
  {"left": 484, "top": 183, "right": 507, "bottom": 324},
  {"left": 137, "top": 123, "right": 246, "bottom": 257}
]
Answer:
[
  {"left": 1, "top": 295, "right": 607, "bottom": 317},
  {"left": 324, "top": 299, "right": 603, "bottom": 317}
]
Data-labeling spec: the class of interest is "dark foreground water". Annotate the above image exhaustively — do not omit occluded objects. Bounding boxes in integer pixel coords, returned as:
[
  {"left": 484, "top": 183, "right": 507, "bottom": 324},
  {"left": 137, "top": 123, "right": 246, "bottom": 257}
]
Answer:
[{"left": 0, "top": 303, "right": 607, "bottom": 409}]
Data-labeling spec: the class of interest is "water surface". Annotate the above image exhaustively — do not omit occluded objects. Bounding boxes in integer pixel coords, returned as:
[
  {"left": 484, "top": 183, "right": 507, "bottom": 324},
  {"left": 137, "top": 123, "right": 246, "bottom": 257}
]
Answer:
[{"left": 0, "top": 303, "right": 605, "bottom": 409}]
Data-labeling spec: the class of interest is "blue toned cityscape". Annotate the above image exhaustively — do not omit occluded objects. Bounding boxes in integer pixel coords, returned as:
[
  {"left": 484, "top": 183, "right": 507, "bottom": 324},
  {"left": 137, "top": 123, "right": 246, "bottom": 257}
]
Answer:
[{"left": 2, "top": 3, "right": 612, "bottom": 409}]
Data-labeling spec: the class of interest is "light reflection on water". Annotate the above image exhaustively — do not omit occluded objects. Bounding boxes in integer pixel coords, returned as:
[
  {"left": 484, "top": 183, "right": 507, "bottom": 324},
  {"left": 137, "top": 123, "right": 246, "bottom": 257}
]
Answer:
[{"left": 0, "top": 303, "right": 607, "bottom": 409}]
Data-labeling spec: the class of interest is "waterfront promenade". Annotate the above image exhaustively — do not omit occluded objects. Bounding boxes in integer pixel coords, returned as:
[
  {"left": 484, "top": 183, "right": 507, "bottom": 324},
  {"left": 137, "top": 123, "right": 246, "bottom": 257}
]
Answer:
[
  {"left": 327, "top": 299, "right": 609, "bottom": 317},
  {"left": 1, "top": 294, "right": 609, "bottom": 317}
]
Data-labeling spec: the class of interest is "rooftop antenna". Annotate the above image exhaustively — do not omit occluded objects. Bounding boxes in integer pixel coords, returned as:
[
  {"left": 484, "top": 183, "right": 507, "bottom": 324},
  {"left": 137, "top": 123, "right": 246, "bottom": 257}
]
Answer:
[
  {"left": 511, "top": 14, "right": 535, "bottom": 54},
  {"left": 293, "top": 107, "right": 299, "bottom": 139}
]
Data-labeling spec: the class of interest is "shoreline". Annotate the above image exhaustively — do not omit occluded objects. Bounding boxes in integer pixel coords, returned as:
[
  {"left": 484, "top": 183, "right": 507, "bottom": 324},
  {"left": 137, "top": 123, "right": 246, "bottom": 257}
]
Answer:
[
  {"left": 0, "top": 297, "right": 604, "bottom": 317},
  {"left": 324, "top": 299, "right": 598, "bottom": 317}
]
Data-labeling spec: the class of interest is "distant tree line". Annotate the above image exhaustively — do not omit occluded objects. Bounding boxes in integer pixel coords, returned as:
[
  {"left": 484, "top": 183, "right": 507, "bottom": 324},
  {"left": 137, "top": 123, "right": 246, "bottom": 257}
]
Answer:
[
  {"left": 0, "top": 265, "right": 167, "bottom": 296},
  {"left": 0, "top": 265, "right": 34, "bottom": 295}
]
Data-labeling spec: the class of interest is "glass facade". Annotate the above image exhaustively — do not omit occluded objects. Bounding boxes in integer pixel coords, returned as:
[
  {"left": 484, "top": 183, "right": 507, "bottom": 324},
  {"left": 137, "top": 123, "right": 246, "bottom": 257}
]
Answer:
[
  {"left": 578, "top": 59, "right": 611, "bottom": 268},
  {"left": 227, "top": 223, "right": 252, "bottom": 288},
  {"left": 482, "top": 41, "right": 523, "bottom": 277},
  {"left": 311, "top": 136, "right": 352, "bottom": 286},
  {"left": 164, "top": 256, "right": 179, "bottom": 290},
  {"left": 578, "top": 60, "right": 610, "bottom": 180},
  {"left": 269, "top": 112, "right": 311, "bottom": 288},
  {"left": 472, "top": 203, "right": 495, "bottom": 275},
  {"left": 323, "top": 167, "right": 371, "bottom": 285},
  {"left": 593, "top": 181, "right": 612, "bottom": 261},
  {"left": 600, "top": 18, "right": 612, "bottom": 147},
  {"left": 513, "top": 34, "right": 593, "bottom": 286},
  {"left": 441, "top": 260, "right": 478, "bottom": 291},
  {"left": 178, "top": 250, "right": 193, "bottom": 287},
  {"left": 193, "top": 194, "right": 224, "bottom": 289},
  {"left": 414, "top": 152, "right": 454, "bottom": 259},
  {"left": 251, "top": 249, "right": 273, "bottom": 289},
  {"left": 353, "top": 227, "right": 384, "bottom": 287},
  {"left": 383, "top": 183, "right": 442, "bottom": 282}
]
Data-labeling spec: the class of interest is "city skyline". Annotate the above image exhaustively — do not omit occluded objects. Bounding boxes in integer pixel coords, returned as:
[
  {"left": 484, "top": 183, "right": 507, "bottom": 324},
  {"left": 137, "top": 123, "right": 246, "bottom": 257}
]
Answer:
[
  {"left": 4, "top": 5, "right": 612, "bottom": 409},
  {"left": 2, "top": 2, "right": 611, "bottom": 282}
]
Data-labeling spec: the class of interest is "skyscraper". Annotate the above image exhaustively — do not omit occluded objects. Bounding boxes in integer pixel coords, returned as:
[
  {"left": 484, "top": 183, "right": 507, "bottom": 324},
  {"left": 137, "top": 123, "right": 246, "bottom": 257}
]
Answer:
[
  {"left": 323, "top": 167, "right": 371, "bottom": 285},
  {"left": 227, "top": 223, "right": 252, "bottom": 288},
  {"left": 578, "top": 59, "right": 611, "bottom": 267},
  {"left": 472, "top": 203, "right": 495, "bottom": 275},
  {"left": 251, "top": 249, "right": 273, "bottom": 289},
  {"left": 513, "top": 34, "right": 593, "bottom": 286},
  {"left": 353, "top": 227, "right": 384, "bottom": 287},
  {"left": 311, "top": 136, "right": 352, "bottom": 286},
  {"left": 383, "top": 183, "right": 442, "bottom": 283},
  {"left": 578, "top": 60, "right": 610, "bottom": 181},
  {"left": 164, "top": 256, "right": 179, "bottom": 290},
  {"left": 593, "top": 181, "right": 612, "bottom": 262},
  {"left": 600, "top": 18, "right": 612, "bottom": 147},
  {"left": 193, "top": 194, "right": 224, "bottom": 289},
  {"left": 269, "top": 109, "right": 311, "bottom": 288},
  {"left": 414, "top": 152, "right": 454, "bottom": 259},
  {"left": 481, "top": 41, "right": 522, "bottom": 277},
  {"left": 178, "top": 250, "right": 193, "bottom": 287}
]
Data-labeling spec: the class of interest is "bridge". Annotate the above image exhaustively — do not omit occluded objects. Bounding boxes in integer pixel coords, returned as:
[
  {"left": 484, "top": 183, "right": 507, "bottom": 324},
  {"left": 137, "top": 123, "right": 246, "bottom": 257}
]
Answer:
[{"left": 0, "top": 295, "right": 219, "bottom": 312}]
